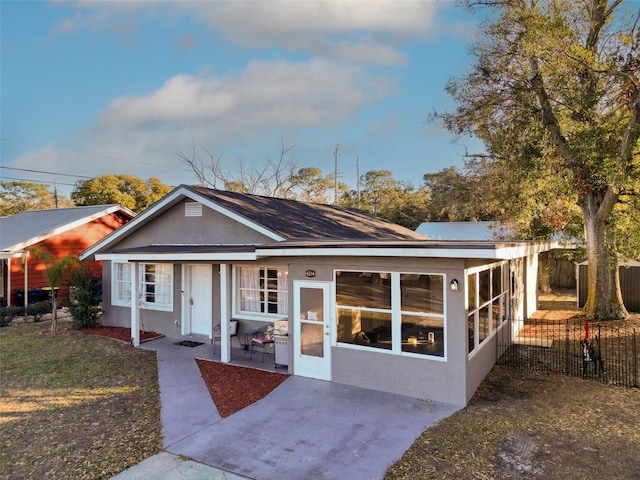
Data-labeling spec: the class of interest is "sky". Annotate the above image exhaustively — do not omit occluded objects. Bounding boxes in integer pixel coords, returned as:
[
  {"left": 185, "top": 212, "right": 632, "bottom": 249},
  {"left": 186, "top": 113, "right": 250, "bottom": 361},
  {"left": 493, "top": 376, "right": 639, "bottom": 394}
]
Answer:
[{"left": 1, "top": 0, "right": 486, "bottom": 198}]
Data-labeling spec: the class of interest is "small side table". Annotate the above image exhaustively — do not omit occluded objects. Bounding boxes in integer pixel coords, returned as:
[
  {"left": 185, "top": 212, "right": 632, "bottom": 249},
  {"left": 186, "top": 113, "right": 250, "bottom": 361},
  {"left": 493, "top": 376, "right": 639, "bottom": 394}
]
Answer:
[{"left": 242, "top": 329, "right": 258, "bottom": 352}]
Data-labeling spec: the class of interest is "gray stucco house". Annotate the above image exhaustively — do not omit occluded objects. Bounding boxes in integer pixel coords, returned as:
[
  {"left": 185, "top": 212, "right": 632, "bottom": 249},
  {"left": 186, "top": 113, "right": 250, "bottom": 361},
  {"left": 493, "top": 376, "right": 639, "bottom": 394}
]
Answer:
[{"left": 81, "top": 185, "right": 551, "bottom": 406}]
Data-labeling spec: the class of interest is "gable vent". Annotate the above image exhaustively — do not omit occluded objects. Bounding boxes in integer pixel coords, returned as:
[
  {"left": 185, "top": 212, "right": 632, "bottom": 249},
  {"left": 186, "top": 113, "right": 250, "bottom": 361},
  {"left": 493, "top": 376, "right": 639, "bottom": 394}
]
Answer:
[{"left": 185, "top": 202, "right": 202, "bottom": 217}]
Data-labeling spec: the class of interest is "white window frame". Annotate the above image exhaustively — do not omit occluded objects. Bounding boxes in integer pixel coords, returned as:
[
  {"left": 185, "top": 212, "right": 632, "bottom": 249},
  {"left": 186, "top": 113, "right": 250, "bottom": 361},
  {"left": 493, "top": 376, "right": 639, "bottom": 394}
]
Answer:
[
  {"left": 233, "top": 266, "right": 289, "bottom": 320},
  {"left": 334, "top": 270, "right": 447, "bottom": 361},
  {"left": 139, "top": 263, "right": 173, "bottom": 312},
  {"left": 111, "top": 262, "right": 132, "bottom": 307},
  {"left": 467, "top": 261, "right": 508, "bottom": 357}
]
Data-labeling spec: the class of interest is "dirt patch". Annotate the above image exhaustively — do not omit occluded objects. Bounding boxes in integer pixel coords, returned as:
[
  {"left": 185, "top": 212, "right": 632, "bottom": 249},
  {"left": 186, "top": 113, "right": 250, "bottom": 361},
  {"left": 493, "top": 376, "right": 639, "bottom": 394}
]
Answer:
[
  {"left": 386, "top": 298, "right": 640, "bottom": 480},
  {"left": 196, "top": 359, "right": 289, "bottom": 417}
]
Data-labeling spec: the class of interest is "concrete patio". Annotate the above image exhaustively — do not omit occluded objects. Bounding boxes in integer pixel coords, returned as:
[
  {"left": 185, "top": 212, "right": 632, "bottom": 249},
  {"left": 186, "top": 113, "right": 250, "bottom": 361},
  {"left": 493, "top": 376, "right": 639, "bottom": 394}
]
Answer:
[{"left": 115, "top": 335, "right": 460, "bottom": 479}]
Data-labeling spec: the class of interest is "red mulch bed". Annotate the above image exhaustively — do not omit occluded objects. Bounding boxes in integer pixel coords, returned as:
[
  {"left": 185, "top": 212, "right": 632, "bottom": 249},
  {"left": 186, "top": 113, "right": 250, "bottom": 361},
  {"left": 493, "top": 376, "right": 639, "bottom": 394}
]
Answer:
[
  {"left": 196, "top": 359, "right": 289, "bottom": 418},
  {"left": 45, "top": 327, "right": 164, "bottom": 345},
  {"left": 69, "top": 326, "right": 164, "bottom": 344}
]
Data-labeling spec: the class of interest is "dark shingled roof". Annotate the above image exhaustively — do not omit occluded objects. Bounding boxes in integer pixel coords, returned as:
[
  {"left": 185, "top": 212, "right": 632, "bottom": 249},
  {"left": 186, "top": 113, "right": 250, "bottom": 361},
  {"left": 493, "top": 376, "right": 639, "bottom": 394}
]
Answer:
[{"left": 187, "top": 185, "right": 426, "bottom": 241}]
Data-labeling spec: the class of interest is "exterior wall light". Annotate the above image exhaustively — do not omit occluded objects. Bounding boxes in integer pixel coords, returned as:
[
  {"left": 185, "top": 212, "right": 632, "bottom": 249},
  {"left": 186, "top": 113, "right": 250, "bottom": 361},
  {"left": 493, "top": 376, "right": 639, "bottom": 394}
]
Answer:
[{"left": 449, "top": 279, "right": 459, "bottom": 291}]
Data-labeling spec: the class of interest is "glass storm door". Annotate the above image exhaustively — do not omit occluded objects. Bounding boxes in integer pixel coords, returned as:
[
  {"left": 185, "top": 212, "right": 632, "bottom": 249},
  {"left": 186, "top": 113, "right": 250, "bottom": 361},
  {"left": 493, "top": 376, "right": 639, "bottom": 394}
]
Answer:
[{"left": 293, "top": 281, "right": 331, "bottom": 381}]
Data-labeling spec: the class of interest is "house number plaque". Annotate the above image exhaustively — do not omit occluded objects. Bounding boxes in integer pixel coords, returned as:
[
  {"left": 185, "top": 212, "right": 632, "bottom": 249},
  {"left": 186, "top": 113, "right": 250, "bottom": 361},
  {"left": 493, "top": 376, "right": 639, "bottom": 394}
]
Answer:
[{"left": 305, "top": 270, "right": 316, "bottom": 278}]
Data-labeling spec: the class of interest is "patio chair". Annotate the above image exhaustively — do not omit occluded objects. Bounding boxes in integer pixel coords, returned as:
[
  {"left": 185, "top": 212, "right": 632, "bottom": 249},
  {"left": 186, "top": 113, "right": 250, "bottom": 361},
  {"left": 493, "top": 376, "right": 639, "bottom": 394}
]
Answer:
[
  {"left": 213, "top": 319, "right": 240, "bottom": 354},
  {"left": 250, "top": 324, "right": 275, "bottom": 362}
]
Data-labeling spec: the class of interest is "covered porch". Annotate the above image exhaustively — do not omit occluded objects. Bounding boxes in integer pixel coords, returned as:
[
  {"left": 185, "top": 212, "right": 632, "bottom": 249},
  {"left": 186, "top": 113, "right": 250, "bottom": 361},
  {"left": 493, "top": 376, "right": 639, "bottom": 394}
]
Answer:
[{"left": 144, "top": 333, "right": 282, "bottom": 374}]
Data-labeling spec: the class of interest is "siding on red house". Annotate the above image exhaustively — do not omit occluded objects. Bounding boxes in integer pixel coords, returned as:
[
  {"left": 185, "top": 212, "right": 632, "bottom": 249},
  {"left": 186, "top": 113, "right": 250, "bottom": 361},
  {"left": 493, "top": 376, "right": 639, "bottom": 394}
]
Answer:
[{"left": 2, "top": 207, "right": 133, "bottom": 306}]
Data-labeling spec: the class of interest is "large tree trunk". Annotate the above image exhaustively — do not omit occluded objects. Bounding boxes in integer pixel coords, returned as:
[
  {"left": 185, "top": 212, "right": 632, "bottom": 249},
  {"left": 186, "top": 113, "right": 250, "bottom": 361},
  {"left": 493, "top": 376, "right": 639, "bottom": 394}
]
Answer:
[{"left": 580, "top": 189, "right": 628, "bottom": 320}]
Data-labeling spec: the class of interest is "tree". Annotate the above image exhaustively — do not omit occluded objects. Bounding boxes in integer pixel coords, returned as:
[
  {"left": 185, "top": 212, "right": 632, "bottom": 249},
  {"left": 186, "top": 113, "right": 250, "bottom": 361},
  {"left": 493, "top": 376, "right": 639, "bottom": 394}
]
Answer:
[
  {"left": 178, "top": 139, "right": 300, "bottom": 197},
  {"left": 0, "top": 181, "right": 73, "bottom": 215},
  {"left": 67, "top": 266, "right": 101, "bottom": 329},
  {"left": 436, "top": 0, "right": 640, "bottom": 319},
  {"left": 26, "top": 249, "right": 80, "bottom": 335},
  {"left": 337, "top": 170, "right": 429, "bottom": 229},
  {"left": 422, "top": 166, "right": 495, "bottom": 222},
  {"left": 71, "top": 175, "right": 172, "bottom": 213},
  {"left": 291, "top": 167, "right": 332, "bottom": 203}
]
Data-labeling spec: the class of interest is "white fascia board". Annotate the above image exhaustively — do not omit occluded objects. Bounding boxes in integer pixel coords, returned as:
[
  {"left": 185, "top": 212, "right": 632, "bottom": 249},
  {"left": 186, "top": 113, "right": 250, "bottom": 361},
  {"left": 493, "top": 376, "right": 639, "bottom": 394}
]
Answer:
[
  {"left": 494, "top": 241, "right": 559, "bottom": 258},
  {"left": 95, "top": 252, "right": 257, "bottom": 262},
  {"left": 256, "top": 247, "right": 502, "bottom": 259},
  {"left": 0, "top": 250, "right": 30, "bottom": 259}
]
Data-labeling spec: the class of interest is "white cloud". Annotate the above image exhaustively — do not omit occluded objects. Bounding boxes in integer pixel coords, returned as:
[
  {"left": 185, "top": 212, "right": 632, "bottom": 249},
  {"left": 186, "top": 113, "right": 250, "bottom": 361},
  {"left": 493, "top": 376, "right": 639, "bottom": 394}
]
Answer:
[
  {"left": 50, "top": 1, "right": 440, "bottom": 65},
  {"left": 96, "top": 59, "right": 396, "bottom": 133},
  {"left": 182, "top": 0, "right": 438, "bottom": 44}
]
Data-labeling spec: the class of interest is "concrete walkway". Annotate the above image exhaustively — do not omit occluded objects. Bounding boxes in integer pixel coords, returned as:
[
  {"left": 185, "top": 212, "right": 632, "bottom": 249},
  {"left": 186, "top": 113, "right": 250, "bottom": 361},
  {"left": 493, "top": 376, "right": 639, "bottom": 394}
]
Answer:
[{"left": 113, "top": 336, "right": 460, "bottom": 480}]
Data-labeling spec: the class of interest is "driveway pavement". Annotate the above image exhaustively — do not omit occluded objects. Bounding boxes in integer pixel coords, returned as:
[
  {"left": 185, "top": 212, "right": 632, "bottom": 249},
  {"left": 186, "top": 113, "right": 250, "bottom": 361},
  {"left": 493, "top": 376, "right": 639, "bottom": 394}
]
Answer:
[{"left": 113, "top": 336, "right": 460, "bottom": 480}]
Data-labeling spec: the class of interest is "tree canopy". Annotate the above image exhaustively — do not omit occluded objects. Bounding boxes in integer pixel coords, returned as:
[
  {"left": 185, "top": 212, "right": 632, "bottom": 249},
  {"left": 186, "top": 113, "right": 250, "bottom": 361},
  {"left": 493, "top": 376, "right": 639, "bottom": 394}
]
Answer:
[
  {"left": 436, "top": 0, "right": 640, "bottom": 319},
  {"left": 71, "top": 175, "right": 172, "bottom": 213},
  {"left": 0, "top": 181, "right": 73, "bottom": 216}
]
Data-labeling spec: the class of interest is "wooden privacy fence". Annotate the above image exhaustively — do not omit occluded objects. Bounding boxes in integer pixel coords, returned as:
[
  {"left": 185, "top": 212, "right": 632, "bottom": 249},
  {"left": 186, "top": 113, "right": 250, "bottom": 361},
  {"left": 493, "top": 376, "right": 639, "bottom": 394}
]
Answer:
[{"left": 496, "top": 318, "right": 639, "bottom": 388}]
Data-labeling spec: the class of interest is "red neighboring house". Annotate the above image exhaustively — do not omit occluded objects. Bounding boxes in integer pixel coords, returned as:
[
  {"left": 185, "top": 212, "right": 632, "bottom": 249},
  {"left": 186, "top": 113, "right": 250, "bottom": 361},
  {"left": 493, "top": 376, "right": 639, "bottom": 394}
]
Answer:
[{"left": 0, "top": 205, "right": 135, "bottom": 307}]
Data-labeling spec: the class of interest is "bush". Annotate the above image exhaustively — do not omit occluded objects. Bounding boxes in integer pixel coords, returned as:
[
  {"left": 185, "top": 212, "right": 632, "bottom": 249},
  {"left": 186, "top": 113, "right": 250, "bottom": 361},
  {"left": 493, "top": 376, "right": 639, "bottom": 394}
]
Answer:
[
  {"left": 0, "top": 305, "right": 21, "bottom": 327},
  {"left": 24, "top": 301, "right": 53, "bottom": 322},
  {"left": 68, "top": 268, "right": 101, "bottom": 329}
]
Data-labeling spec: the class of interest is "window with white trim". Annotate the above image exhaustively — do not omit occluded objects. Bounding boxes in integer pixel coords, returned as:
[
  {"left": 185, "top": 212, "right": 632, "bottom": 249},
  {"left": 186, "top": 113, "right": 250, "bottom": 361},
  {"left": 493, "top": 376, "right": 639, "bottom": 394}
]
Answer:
[
  {"left": 237, "top": 267, "right": 288, "bottom": 316},
  {"left": 112, "top": 262, "right": 132, "bottom": 306},
  {"left": 335, "top": 271, "right": 446, "bottom": 358},
  {"left": 140, "top": 263, "right": 173, "bottom": 311},
  {"left": 111, "top": 262, "right": 173, "bottom": 311},
  {"left": 468, "top": 263, "right": 507, "bottom": 355}
]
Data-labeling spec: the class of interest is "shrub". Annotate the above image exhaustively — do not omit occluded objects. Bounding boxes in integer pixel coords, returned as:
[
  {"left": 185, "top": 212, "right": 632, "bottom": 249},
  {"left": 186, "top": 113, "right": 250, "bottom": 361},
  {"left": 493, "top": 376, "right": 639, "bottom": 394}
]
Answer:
[
  {"left": 24, "top": 301, "right": 53, "bottom": 322},
  {"left": 0, "top": 305, "right": 21, "bottom": 327},
  {"left": 68, "top": 268, "right": 101, "bottom": 329}
]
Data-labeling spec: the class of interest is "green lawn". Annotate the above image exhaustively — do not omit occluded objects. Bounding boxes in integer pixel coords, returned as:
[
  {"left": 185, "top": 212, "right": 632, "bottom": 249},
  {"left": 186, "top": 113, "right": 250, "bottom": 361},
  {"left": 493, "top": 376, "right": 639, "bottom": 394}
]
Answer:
[{"left": 0, "top": 323, "right": 161, "bottom": 479}]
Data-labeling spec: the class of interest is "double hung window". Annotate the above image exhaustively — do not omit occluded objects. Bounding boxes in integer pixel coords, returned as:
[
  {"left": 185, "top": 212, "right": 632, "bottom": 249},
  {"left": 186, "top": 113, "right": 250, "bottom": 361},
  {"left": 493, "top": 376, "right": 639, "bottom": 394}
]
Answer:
[
  {"left": 111, "top": 262, "right": 173, "bottom": 311},
  {"left": 237, "top": 267, "right": 288, "bottom": 316},
  {"left": 112, "top": 262, "right": 132, "bottom": 306}
]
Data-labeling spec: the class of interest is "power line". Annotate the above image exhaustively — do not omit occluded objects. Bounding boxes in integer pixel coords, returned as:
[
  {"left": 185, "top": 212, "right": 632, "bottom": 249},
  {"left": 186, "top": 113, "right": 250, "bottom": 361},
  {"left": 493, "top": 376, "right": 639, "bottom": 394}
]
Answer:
[
  {"left": 0, "top": 176, "right": 76, "bottom": 187},
  {"left": 0, "top": 166, "right": 93, "bottom": 179}
]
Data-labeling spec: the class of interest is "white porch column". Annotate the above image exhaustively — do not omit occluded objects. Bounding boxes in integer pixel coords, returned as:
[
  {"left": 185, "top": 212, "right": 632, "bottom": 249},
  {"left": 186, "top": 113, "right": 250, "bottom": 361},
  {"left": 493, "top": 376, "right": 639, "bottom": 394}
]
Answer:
[
  {"left": 23, "top": 256, "right": 28, "bottom": 313},
  {"left": 6, "top": 258, "right": 11, "bottom": 306},
  {"left": 219, "top": 263, "right": 230, "bottom": 363},
  {"left": 131, "top": 262, "right": 140, "bottom": 347}
]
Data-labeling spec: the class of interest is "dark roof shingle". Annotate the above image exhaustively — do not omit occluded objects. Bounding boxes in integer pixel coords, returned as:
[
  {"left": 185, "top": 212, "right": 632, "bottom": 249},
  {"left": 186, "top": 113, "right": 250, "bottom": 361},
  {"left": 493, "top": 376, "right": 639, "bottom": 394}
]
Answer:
[{"left": 188, "top": 185, "right": 426, "bottom": 241}]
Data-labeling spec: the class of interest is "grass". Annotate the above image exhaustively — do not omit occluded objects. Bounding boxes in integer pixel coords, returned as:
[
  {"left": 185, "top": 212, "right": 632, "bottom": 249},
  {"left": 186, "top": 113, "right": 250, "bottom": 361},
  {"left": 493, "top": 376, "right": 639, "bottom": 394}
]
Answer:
[{"left": 0, "top": 322, "right": 162, "bottom": 479}]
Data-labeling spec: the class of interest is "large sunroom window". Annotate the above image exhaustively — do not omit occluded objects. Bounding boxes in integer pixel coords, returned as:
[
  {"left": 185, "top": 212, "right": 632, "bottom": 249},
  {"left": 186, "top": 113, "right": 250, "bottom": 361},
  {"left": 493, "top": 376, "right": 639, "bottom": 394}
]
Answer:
[
  {"left": 336, "top": 271, "right": 445, "bottom": 358},
  {"left": 468, "top": 263, "right": 507, "bottom": 355},
  {"left": 237, "top": 267, "right": 288, "bottom": 316}
]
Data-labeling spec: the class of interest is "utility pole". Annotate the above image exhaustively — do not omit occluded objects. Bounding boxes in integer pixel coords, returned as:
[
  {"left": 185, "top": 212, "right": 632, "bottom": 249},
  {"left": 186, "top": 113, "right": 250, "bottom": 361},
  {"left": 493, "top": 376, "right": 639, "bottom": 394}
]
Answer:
[
  {"left": 356, "top": 156, "right": 360, "bottom": 210},
  {"left": 53, "top": 181, "right": 59, "bottom": 208},
  {"left": 333, "top": 144, "right": 339, "bottom": 205}
]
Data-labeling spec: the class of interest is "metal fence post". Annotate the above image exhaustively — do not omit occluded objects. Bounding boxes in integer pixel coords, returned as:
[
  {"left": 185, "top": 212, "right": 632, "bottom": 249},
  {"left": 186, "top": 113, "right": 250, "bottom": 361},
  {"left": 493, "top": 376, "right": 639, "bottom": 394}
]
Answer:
[
  {"left": 633, "top": 329, "right": 638, "bottom": 388},
  {"left": 565, "top": 320, "right": 570, "bottom": 375}
]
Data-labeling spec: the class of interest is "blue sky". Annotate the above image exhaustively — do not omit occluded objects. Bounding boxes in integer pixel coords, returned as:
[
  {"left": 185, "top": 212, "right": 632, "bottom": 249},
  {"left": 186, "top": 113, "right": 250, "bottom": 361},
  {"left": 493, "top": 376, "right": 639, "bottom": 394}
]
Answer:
[{"left": 1, "top": 1, "right": 485, "bottom": 197}]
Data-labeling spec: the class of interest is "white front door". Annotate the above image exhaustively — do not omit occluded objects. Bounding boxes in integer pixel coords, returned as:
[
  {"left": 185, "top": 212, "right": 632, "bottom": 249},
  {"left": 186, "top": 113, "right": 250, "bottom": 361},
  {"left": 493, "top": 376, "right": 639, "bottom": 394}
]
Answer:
[
  {"left": 293, "top": 281, "right": 331, "bottom": 381},
  {"left": 185, "top": 264, "right": 212, "bottom": 337}
]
